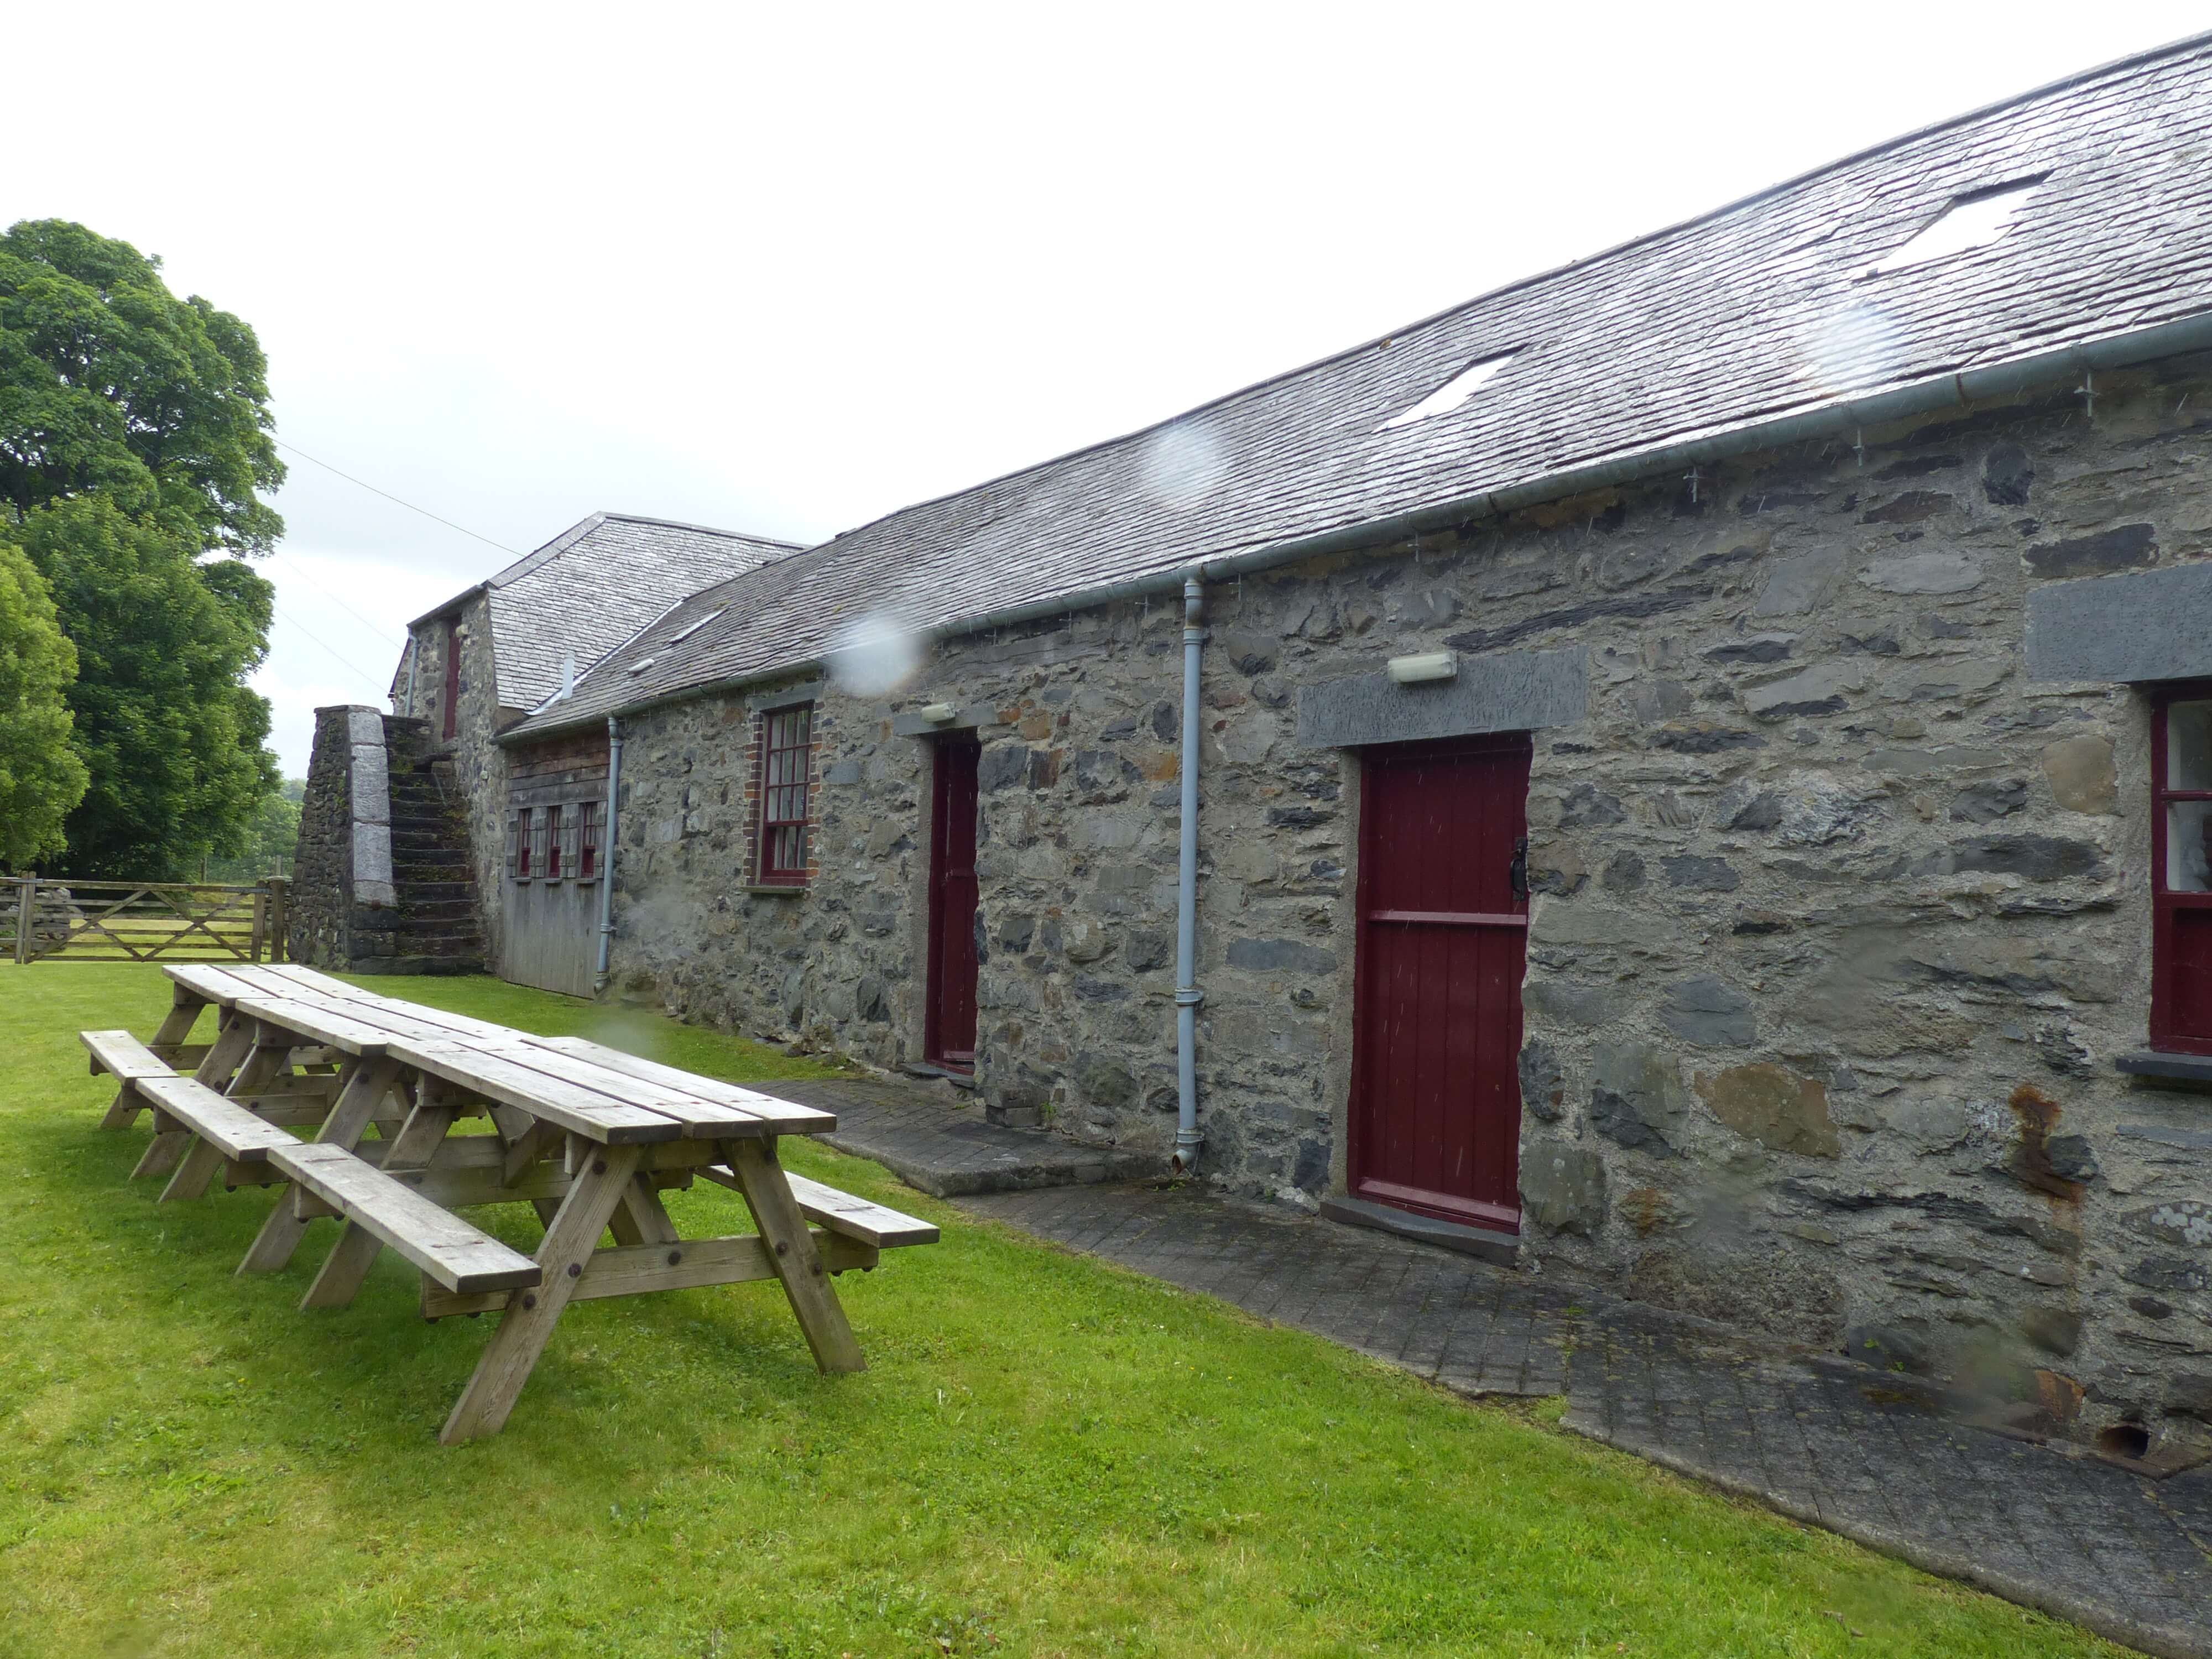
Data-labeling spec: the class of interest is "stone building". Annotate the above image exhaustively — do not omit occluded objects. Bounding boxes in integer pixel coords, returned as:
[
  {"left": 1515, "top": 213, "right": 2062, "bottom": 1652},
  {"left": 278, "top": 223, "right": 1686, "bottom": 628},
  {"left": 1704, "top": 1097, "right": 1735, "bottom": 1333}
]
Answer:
[
  {"left": 385, "top": 512, "right": 800, "bottom": 991},
  {"left": 306, "top": 38, "right": 2212, "bottom": 1457}
]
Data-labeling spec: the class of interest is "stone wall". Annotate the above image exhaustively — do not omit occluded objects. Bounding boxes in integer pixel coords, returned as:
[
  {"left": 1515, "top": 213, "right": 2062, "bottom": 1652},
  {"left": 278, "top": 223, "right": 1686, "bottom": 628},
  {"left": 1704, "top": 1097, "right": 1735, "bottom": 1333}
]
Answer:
[
  {"left": 401, "top": 595, "right": 513, "bottom": 964},
  {"left": 588, "top": 357, "right": 2212, "bottom": 1454},
  {"left": 289, "top": 705, "right": 395, "bottom": 966}
]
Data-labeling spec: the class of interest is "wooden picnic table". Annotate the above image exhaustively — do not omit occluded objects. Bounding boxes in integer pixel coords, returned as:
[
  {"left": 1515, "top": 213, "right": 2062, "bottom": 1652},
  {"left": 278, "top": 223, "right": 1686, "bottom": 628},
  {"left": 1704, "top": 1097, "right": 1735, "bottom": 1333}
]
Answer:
[{"left": 81, "top": 962, "right": 936, "bottom": 1442}]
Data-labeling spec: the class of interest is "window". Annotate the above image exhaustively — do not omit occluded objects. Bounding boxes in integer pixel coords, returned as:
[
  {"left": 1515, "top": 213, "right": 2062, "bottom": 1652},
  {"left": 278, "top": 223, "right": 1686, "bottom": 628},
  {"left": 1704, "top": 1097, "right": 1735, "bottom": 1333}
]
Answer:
[
  {"left": 1866, "top": 180, "right": 2040, "bottom": 276},
  {"left": 544, "top": 803, "right": 564, "bottom": 880},
  {"left": 1379, "top": 353, "right": 1516, "bottom": 431},
  {"left": 756, "top": 703, "right": 813, "bottom": 884},
  {"left": 2153, "top": 687, "right": 2212, "bottom": 1052},
  {"left": 515, "top": 806, "right": 534, "bottom": 878},
  {"left": 578, "top": 800, "right": 601, "bottom": 880}
]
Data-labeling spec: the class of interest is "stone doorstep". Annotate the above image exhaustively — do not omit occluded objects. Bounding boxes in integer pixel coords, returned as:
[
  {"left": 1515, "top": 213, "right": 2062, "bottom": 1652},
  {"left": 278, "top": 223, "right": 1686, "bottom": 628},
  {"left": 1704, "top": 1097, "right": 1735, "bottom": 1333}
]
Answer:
[
  {"left": 775, "top": 1076, "right": 1168, "bottom": 1199},
  {"left": 1318, "top": 1192, "right": 1520, "bottom": 1266}
]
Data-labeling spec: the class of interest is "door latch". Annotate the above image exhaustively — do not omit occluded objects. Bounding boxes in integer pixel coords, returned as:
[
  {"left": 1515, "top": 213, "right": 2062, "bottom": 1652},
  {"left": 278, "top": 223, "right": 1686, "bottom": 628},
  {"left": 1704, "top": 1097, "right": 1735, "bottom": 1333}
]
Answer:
[{"left": 1508, "top": 835, "right": 1528, "bottom": 901}]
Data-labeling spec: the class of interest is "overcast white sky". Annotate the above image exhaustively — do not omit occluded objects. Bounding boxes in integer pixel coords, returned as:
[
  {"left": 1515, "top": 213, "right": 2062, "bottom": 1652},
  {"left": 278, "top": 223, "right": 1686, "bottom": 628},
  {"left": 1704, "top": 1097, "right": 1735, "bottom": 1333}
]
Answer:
[{"left": 9, "top": 2, "right": 2207, "bottom": 774}]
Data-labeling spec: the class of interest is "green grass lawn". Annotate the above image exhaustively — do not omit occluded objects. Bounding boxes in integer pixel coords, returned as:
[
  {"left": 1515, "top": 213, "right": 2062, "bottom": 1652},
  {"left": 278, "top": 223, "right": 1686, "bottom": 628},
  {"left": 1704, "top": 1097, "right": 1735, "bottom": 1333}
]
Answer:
[{"left": 0, "top": 964, "right": 2122, "bottom": 1658}]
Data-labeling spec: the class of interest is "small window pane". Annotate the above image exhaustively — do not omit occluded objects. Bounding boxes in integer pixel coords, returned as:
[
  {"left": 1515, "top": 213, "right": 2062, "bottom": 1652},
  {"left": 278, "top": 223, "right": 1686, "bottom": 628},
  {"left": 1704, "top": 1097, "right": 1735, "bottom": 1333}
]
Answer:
[
  {"left": 2171, "top": 700, "right": 2212, "bottom": 792},
  {"left": 2169, "top": 801, "right": 2212, "bottom": 892}
]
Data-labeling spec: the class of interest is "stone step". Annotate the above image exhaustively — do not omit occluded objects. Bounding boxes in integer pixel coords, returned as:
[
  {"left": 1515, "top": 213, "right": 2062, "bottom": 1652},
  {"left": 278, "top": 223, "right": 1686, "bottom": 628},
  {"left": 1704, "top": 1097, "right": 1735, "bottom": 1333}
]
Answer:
[
  {"left": 351, "top": 953, "right": 485, "bottom": 977},
  {"left": 395, "top": 880, "right": 475, "bottom": 902}
]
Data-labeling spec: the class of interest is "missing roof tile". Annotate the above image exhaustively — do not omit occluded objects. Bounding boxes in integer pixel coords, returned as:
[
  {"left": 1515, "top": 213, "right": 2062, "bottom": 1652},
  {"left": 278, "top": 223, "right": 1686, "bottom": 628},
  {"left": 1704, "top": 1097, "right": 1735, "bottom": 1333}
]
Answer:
[
  {"left": 1379, "top": 352, "right": 1517, "bottom": 431},
  {"left": 1867, "top": 179, "right": 2042, "bottom": 275}
]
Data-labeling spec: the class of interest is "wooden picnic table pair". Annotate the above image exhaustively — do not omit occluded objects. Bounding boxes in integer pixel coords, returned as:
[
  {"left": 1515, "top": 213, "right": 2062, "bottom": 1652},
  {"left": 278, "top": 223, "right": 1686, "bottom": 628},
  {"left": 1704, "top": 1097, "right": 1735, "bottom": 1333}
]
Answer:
[{"left": 82, "top": 961, "right": 935, "bottom": 1442}]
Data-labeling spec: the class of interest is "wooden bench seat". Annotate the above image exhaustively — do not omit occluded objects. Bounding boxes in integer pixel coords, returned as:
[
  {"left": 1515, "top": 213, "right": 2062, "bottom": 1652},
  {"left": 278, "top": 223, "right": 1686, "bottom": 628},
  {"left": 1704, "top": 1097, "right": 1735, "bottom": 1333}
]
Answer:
[
  {"left": 784, "top": 1172, "right": 939, "bottom": 1248},
  {"left": 133, "top": 1071, "right": 301, "bottom": 1162},
  {"left": 265, "top": 1140, "right": 541, "bottom": 1294},
  {"left": 81, "top": 1028, "right": 178, "bottom": 1084},
  {"left": 699, "top": 1165, "right": 938, "bottom": 1250}
]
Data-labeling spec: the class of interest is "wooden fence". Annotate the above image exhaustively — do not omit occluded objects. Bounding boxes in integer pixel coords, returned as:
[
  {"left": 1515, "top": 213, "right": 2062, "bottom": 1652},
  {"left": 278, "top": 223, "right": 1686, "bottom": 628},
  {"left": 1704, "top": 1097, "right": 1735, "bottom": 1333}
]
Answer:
[{"left": 0, "top": 877, "right": 289, "bottom": 964}]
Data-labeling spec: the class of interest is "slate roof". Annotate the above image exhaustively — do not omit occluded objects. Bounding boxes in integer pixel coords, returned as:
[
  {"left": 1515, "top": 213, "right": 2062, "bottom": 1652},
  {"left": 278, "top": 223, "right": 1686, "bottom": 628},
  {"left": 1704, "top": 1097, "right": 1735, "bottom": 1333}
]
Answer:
[
  {"left": 408, "top": 513, "right": 803, "bottom": 710},
  {"left": 507, "top": 32, "right": 2212, "bottom": 741}
]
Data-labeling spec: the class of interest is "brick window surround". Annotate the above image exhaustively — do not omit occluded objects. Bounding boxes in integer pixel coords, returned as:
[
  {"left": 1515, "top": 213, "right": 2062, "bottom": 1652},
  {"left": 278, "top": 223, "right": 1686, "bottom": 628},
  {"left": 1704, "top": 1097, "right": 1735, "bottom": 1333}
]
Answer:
[
  {"left": 755, "top": 704, "right": 813, "bottom": 885},
  {"left": 2152, "top": 682, "right": 2212, "bottom": 1053}
]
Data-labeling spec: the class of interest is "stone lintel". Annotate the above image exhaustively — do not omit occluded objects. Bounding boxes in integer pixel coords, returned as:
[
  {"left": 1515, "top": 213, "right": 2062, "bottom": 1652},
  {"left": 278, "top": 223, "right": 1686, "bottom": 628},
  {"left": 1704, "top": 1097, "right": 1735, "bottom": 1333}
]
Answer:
[
  {"left": 1295, "top": 646, "right": 1587, "bottom": 749},
  {"left": 891, "top": 702, "right": 1010, "bottom": 738},
  {"left": 2025, "top": 562, "right": 2212, "bottom": 684},
  {"left": 748, "top": 679, "right": 826, "bottom": 713}
]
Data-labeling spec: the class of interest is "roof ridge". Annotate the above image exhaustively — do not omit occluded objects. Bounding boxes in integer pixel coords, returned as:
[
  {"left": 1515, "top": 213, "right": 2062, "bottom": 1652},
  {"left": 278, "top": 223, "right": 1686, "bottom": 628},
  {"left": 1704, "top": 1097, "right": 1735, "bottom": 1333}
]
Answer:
[{"left": 594, "top": 511, "right": 810, "bottom": 547}]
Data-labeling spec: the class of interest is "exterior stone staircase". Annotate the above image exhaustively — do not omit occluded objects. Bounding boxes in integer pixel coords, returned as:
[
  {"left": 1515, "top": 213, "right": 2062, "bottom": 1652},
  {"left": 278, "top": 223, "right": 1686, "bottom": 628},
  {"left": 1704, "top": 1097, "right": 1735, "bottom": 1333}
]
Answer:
[{"left": 379, "top": 716, "right": 486, "bottom": 974}]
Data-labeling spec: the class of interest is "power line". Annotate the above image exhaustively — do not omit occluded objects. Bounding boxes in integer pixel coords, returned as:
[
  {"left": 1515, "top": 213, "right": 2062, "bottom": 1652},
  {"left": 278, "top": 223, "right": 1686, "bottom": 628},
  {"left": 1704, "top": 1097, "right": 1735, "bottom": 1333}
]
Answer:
[
  {"left": 274, "top": 438, "right": 521, "bottom": 556},
  {"left": 268, "top": 548, "right": 404, "bottom": 649},
  {"left": 272, "top": 602, "right": 391, "bottom": 696}
]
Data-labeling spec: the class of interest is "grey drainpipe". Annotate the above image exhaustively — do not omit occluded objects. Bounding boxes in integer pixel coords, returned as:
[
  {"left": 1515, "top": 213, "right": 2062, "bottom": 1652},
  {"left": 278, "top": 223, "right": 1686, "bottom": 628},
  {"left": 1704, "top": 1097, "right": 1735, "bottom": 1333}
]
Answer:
[
  {"left": 593, "top": 716, "right": 623, "bottom": 994},
  {"left": 1173, "top": 570, "right": 1208, "bottom": 1173}
]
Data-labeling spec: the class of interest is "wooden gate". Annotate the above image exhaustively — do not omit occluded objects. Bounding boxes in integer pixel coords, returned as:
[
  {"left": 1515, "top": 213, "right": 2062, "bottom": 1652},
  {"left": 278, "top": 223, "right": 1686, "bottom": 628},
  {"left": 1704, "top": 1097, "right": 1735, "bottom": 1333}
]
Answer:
[
  {"left": 1, "top": 877, "right": 286, "bottom": 964},
  {"left": 1348, "top": 735, "right": 1530, "bottom": 1231},
  {"left": 926, "top": 738, "right": 980, "bottom": 1070}
]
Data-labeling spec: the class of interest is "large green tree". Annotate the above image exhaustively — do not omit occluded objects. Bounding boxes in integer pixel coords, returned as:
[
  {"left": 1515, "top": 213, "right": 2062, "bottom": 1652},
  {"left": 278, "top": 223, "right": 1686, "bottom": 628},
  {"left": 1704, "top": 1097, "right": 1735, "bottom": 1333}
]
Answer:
[
  {"left": 0, "top": 220, "right": 286, "bottom": 877},
  {"left": 18, "top": 498, "right": 278, "bottom": 877},
  {"left": 0, "top": 539, "right": 89, "bottom": 869},
  {"left": 0, "top": 220, "right": 284, "bottom": 554}
]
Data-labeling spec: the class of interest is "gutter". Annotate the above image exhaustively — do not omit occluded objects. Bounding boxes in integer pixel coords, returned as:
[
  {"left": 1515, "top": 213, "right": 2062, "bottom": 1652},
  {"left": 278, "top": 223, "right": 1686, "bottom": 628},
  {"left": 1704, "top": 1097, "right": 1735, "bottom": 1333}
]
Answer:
[
  {"left": 593, "top": 716, "right": 623, "bottom": 994},
  {"left": 499, "top": 307, "right": 2212, "bottom": 744}
]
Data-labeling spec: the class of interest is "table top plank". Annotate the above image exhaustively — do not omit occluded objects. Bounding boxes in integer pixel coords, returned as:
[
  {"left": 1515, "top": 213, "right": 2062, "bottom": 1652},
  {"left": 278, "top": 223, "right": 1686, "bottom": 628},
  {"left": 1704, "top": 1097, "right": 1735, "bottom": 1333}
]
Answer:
[
  {"left": 195, "top": 966, "right": 826, "bottom": 1144},
  {"left": 229, "top": 994, "right": 395, "bottom": 1057},
  {"left": 463, "top": 1042, "right": 769, "bottom": 1138},
  {"left": 384, "top": 1041, "right": 679, "bottom": 1144},
  {"left": 166, "top": 963, "right": 273, "bottom": 1007},
  {"left": 533, "top": 1037, "right": 835, "bottom": 1135}
]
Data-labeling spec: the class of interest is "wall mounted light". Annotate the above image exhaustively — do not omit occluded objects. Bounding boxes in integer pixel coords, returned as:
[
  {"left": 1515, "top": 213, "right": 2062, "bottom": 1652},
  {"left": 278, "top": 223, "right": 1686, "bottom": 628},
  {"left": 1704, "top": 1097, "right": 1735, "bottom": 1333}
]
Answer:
[
  {"left": 920, "top": 702, "right": 959, "bottom": 723},
  {"left": 1386, "top": 651, "right": 1458, "bottom": 685}
]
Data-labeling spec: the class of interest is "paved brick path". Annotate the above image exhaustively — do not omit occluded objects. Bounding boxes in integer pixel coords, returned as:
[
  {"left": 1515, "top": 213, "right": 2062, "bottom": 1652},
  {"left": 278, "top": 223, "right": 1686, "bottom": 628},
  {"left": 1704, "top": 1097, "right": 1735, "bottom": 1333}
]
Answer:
[
  {"left": 776, "top": 1077, "right": 1165, "bottom": 1196},
  {"left": 964, "top": 1180, "right": 2212, "bottom": 1659}
]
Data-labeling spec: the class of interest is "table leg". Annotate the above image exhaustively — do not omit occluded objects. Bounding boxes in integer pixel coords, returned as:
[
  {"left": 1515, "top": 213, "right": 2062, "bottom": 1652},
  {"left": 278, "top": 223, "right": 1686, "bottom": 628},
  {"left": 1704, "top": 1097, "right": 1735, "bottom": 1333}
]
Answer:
[
  {"left": 440, "top": 1142, "right": 641, "bottom": 1444},
  {"left": 133, "top": 1011, "right": 252, "bottom": 1180},
  {"left": 608, "top": 1172, "right": 681, "bottom": 1246},
  {"left": 303, "top": 1098, "right": 457, "bottom": 1311},
  {"left": 237, "top": 1057, "right": 403, "bottom": 1275},
  {"left": 161, "top": 1022, "right": 295, "bottom": 1203},
  {"left": 724, "top": 1138, "right": 865, "bottom": 1375},
  {"left": 102, "top": 987, "right": 205, "bottom": 1129}
]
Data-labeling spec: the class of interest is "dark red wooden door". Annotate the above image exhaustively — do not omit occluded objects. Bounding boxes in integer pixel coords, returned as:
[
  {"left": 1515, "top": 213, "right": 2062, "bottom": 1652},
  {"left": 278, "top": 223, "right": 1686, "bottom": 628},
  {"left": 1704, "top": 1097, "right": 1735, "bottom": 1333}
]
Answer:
[
  {"left": 1350, "top": 734, "right": 1531, "bottom": 1230},
  {"left": 927, "top": 739, "right": 980, "bottom": 1068},
  {"left": 2152, "top": 685, "right": 2212, "bottom": 1052}
]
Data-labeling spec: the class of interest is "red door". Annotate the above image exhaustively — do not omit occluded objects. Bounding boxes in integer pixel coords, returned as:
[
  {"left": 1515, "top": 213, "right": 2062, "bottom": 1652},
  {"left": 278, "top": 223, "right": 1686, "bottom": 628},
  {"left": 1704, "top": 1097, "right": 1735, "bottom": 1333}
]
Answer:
[
  {"left": 1349, "top": 734, "right": 1531, "bottom": 1231},
  {"left": 926, "top": 739, "right": 980, "bottom": 1069}
]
